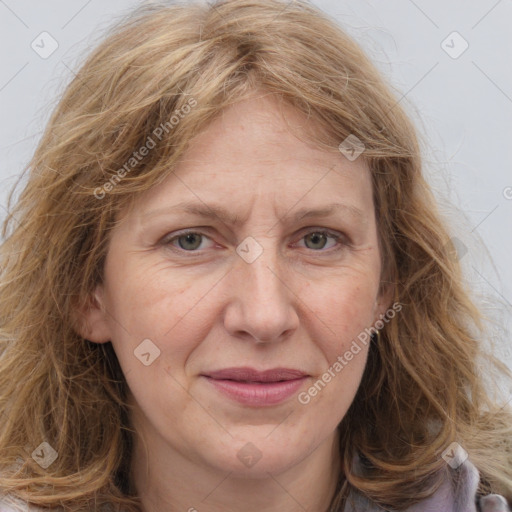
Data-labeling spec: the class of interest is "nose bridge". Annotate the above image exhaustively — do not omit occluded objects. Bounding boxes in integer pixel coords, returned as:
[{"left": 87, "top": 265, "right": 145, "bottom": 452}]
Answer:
[
  {"left": 238, "top": 234, "right": 288, "bottom": 307},
  {"left": 224, "top": 234, "right": 298, "bottom": 342},
  {"left": 242, "top": 239, "right": 283, "bottom": 298}
]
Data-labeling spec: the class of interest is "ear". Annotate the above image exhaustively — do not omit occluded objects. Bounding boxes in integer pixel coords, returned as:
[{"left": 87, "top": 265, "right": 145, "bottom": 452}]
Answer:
[
  {"left": 73, "top": 285, "right": 112, "bottom": 344},
  {"left": 373, "top": 280, "right": 395, "bottom": 322}
]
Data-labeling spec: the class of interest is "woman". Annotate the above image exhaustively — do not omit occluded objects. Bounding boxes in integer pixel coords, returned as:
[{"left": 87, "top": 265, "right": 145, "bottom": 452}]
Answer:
[{"left": 0, "top": 0, "right": 511, "bottom": 510}]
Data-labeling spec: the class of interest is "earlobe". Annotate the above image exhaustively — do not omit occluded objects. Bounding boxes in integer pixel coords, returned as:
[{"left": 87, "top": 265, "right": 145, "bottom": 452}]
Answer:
[{"left": 73, "top": 286, "right": 112, "bottom": 344}]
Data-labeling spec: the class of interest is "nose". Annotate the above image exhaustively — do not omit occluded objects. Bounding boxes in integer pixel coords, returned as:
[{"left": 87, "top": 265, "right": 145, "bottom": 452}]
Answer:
[{"left": 222, "top": 240, "right": 300, "bottom": 344}]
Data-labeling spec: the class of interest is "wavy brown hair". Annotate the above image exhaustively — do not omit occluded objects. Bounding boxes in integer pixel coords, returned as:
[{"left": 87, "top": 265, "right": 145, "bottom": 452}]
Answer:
[{"left": 1, "top": 0, "right": 511, "bottom": 510}]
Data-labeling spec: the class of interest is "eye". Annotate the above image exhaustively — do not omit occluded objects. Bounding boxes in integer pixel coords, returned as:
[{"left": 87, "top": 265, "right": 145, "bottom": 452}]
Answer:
[
  {"left": 296, "top": 229, "right": 346, "bottom": 252},
  {"left": 162, "top": 230, "right": 215, "bottom": 252},
  {"left": 160, "top": 228, "right": 347, "bottom": 254}
]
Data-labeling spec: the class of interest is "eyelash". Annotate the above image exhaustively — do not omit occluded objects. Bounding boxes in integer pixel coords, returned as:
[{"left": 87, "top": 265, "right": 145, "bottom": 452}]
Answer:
[{"left": 160, "top": 228, "right": 348, "bottom": 255}]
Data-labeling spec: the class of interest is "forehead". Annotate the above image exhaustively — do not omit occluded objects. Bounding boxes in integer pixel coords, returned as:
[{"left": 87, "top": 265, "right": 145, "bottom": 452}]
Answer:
[
  {"left": 129, "top": 93, "right": 373, "bottom": 222},
  {"left": 179, "top": 92, "right": 364, "bottom": 171}
]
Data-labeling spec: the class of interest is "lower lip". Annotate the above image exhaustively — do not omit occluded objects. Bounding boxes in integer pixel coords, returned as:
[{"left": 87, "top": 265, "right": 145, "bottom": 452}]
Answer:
[{"left": 203, "top": 376, "right": 308, "bottom": 406}]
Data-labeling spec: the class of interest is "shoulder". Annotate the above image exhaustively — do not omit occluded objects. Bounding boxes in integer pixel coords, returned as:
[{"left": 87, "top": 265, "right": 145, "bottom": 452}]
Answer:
[{"left": 343, "top": 455, "right": 511, "bottom": 512}]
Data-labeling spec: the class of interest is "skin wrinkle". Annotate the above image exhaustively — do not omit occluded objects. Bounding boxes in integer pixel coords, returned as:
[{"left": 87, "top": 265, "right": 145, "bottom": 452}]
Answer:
[
  {"left": 82, "top": 93, "right": 392, "bottom": 512},
  {"left": 1, "top": 2, "right": 511, "bottom": 509}
]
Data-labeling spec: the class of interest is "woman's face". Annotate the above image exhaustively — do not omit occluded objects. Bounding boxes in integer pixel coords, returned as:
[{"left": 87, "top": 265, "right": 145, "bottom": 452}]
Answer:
[{"left": 83, "top": 93, "right": 391, "bottom": 480}]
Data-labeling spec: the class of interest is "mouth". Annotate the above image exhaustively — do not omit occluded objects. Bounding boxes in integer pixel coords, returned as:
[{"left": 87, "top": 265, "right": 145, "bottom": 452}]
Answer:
[{"left": 201, "top": 367, "right": 309, "bottom": 406}]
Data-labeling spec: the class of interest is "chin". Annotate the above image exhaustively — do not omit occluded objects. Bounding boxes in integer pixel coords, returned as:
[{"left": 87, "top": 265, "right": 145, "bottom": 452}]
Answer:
[
  {"left": 201, "top": 436, "right": 307, "bottom": 478},
  {"left": 218, "top": 453, "right": 298, "bottom": 479}
]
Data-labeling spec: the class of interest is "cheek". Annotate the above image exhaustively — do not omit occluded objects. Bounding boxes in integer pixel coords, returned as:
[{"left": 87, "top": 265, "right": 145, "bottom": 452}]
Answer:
[
  {"left": 104, "top": 262, "right": 237, "bottom": 395},
  {"left": 103, "top": 267, "right": 216, "bottom": 404},
  {"left": 300, "top": 282, "right": 374, "bottom": 414},
  {"left": 303, "top": 271, "right": 379, "bottom": 354},
  {"left": 105, "top": 258, "right": 213, "bottom": 338}
]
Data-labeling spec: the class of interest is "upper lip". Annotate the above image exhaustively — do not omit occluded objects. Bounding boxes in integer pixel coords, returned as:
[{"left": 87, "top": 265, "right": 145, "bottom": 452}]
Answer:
[{"left": 202, "top": 367, "right": 308, "bottom": 382}]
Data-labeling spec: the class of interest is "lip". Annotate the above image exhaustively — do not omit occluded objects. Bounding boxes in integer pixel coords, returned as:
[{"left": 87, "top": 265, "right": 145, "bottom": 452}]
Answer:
[{"left": 201, "top": 367, "right": 309, "bottom": 406}]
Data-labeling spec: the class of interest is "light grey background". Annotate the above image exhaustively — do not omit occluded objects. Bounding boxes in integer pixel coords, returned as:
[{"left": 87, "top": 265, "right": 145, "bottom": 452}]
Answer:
[{"left": 1, "top": 1, "right": 511, "bottom": 387}]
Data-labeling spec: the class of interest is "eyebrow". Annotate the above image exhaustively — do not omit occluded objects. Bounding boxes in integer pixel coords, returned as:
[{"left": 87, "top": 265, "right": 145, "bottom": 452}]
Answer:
[{"left": 140, "top": 201, "right": 366, "bottom": 226}]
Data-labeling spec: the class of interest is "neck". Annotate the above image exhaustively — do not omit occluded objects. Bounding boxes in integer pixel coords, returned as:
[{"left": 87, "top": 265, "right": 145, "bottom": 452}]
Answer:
[{"left": 130, "top": 423, "right": 342, "bottom": 512}]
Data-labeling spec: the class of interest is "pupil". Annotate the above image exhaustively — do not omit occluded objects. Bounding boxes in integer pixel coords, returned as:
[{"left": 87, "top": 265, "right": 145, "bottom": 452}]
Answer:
[
  {"left": 307, "top": 232, "right": 326, "bottom": 249},
  {"left": 180, "top": 233, "right": 201, "bottom": 250}
]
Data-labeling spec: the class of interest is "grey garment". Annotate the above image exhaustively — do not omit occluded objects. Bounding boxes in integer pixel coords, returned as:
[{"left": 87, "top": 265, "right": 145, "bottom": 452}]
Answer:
[
  {"left": 0, "top": 495, "right": 54, "bottom": 511},
  {"left": 0, "top": 494, "right": 116, "bottom": 512},
  {"left": 343, "top": 456, "right": 511, "bottom": 512},
  {"left": 0, "top": 497, "right": 113, "bottom": 511}
]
